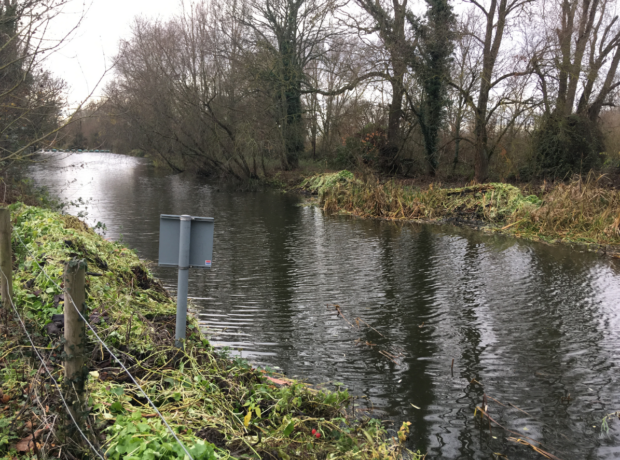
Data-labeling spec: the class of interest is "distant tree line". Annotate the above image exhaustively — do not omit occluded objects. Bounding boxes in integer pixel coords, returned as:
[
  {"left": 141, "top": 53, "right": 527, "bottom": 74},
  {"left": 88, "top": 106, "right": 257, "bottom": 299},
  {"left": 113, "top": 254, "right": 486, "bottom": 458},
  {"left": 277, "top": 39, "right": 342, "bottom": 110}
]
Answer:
[{"left": 68, "top": 0, "right": 620, "bottom": 182}]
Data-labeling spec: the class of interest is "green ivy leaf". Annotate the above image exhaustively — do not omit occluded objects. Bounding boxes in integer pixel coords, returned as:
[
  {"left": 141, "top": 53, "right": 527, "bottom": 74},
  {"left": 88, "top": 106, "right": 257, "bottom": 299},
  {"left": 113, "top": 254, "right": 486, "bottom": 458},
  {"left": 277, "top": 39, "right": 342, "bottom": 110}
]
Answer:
[
  {"left": 111, "top": 386, "right": 124, "bottom": 396},
  {"left": 283, "top": 421, "right": 295, "bottom": 437},
  {"left": 110, "top": 401, "right": 125, "bottom": 414}
]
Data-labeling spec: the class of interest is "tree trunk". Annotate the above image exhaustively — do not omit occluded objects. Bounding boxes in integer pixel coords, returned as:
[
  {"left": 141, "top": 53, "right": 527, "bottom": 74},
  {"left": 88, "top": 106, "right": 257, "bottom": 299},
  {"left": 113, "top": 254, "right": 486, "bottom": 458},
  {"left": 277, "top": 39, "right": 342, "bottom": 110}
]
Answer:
[
  {"left": 474, "top": 89, "right": 490, "bottom": 182},
  {"left": 361, "top": 0, "right": 408, "bottom": 172},
  {"left": 382, "top": 75, "right": 404, "bottom": 170},
  {"left": 474, "top": 79, "right": 491, "bottom": 182},
  {"left": 284, "top": 86, "right": 303, "bottom": 169},
  {"left": 452, "top": 110, "right": 462, "bottom": 171},
  {"left": 587, "top": 46, "right": 620, "bottom": 121},
  {"left": 474, "top": 117, "right": 489, "bottom": 182},
  {"left": 472, "top": 0, "right": 507, "bottom": 183}
]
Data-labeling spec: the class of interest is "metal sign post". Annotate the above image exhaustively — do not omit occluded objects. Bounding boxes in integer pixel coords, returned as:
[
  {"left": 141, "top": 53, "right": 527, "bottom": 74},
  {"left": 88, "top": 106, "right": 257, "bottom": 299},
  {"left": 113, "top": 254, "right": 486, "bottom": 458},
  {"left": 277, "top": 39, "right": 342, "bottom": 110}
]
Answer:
[{"left": 158, "top": 214, "right": 214, "bottom": 348}]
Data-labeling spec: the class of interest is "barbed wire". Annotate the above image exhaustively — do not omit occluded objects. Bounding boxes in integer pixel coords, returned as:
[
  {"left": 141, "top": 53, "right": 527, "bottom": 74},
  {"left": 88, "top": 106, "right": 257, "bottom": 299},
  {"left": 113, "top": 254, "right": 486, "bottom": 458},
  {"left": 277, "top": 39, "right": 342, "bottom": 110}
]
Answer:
[
  {"left": 13, "top": 230, "right": 195, "bottom": 460},
  {"left": 0, "top": 267, "right": 106, "bottom": 460}
]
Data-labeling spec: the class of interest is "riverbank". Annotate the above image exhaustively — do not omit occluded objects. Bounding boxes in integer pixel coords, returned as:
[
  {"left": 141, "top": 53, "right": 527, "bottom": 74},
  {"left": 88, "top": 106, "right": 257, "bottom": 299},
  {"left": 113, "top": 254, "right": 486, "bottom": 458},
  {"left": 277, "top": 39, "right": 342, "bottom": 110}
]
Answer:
[
  {"left": 297, "top": 171, "right": 620, "bottom": 258},
  {"left": 0, "top": 172, "right": 60, "bottom": 209},
  {"left": 0, "top": 203, "right": 417, "bottom": 459}
]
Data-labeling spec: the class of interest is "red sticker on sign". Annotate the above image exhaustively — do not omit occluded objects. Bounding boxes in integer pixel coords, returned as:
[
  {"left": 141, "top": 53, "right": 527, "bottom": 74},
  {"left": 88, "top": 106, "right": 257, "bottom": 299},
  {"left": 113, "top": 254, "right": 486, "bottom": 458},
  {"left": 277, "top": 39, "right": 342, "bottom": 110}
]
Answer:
[{"left": 205, "top": 260, "right": 212, "bottom": 267}]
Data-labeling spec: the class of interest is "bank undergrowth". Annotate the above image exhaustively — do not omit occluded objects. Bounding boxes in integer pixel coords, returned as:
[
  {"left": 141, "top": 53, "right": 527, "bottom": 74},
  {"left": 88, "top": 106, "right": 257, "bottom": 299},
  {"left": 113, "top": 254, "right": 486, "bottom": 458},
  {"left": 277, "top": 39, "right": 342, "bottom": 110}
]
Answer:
[
  {"left": 0, "top": 203, "right": 418, "bottom": 459},
  {"left": 302, "top": 171, "right": 620, "bottom": 253}
]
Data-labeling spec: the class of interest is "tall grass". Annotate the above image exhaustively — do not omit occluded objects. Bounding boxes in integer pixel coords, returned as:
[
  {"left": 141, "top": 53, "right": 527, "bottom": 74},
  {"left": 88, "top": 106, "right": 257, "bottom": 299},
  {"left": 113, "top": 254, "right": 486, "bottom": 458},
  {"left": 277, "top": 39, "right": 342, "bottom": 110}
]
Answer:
[
  {"left": 513, "top": 174, "right": 620, "bottom": 244},
  {"left": 308, "top": 173, "right": 539, "bottom": 222},
  {"left": 304, "top": 171, "right": 620, "bottom": 248}
]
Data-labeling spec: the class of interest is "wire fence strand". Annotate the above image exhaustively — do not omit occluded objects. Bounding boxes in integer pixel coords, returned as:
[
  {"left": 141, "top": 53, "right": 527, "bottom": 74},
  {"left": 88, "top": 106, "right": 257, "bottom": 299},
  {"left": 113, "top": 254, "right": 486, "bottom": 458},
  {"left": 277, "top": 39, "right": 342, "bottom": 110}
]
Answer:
[
  {"left": 13, "top": 230, "right": 195, "bottom": 460},
  {"left": 0, "top": 267, "right": 106, "bottom": 460}
]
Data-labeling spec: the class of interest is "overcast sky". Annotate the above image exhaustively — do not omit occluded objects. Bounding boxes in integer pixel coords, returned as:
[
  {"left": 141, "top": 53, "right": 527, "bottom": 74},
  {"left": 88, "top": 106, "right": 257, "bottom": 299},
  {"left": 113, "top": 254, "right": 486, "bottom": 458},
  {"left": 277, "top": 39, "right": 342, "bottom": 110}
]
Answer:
[{"left": 46, "top": 0, "right": 185, "bottom": 106}]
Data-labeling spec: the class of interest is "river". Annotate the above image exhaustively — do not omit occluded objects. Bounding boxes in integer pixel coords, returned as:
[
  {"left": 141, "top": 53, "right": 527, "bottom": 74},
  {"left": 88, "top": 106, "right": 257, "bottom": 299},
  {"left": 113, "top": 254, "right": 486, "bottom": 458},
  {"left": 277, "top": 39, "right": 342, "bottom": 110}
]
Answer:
[{"left": 27, "top": 152, "right": 620, "bottom": 459}]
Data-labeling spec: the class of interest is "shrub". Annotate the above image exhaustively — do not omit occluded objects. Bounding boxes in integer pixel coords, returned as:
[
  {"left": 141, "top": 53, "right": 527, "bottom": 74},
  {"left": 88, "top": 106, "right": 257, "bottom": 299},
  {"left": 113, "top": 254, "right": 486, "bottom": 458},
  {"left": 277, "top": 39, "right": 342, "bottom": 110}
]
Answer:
[
  {"left": 331, "top": 125, "right": 387, "bottom": 169},
  {"left": 531, "top": 114, "right": 604, "bottom": 179}
]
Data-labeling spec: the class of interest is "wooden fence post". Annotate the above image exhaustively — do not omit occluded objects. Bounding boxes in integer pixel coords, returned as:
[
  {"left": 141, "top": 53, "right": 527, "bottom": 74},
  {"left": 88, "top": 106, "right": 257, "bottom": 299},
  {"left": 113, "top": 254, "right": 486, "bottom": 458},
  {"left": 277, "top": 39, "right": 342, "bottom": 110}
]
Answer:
[
  {"left": 0, "top": 208, "right": 12, "bottom": 311},
  {"left": 64, "top": 259, "right": 87, "bottom": 435}
]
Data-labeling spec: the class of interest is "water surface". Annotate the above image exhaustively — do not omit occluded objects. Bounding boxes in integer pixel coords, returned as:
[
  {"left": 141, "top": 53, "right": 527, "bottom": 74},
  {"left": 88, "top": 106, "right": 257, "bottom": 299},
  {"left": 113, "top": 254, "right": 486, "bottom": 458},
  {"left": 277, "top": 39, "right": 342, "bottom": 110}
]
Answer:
[{"left": 28, "top": 153, "right": 620, "bottom": 459}]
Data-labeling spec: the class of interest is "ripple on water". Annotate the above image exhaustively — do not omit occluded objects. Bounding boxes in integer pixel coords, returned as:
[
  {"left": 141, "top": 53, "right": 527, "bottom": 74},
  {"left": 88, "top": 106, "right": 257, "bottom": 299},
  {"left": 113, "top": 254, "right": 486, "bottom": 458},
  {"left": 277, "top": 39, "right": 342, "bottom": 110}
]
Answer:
[{"left": 27, "top": 153, "right": 620, "bottom": 459}]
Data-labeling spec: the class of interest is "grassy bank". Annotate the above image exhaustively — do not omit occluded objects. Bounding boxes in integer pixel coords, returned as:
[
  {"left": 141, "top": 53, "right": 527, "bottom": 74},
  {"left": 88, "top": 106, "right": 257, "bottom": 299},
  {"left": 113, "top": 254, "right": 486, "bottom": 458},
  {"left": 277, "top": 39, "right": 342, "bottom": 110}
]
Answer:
[
  {"left": 300, "top": 171, "right": 620, "bottom": 255},
  {"left": 0, "top": 203, "right": 417, "bottom": 459}
]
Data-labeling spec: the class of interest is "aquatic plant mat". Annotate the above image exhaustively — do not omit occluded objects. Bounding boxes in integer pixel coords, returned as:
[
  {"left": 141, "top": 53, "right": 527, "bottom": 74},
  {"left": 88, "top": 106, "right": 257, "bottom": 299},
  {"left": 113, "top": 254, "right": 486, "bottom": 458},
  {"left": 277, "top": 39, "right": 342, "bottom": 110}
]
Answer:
[
  {"left": 0, "top": 204, "right": 421, "bottom": 459},
  {"left": 301, "top": 172, "right": 620, "bottom": 255}
]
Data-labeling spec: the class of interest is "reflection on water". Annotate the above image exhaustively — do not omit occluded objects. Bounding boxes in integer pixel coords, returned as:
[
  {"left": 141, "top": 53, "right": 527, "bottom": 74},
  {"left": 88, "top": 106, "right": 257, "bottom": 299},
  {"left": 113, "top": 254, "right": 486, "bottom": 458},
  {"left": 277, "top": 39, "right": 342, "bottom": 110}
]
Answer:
[{"left": 29, "top": 153, "right": 620, "bottom": 459}]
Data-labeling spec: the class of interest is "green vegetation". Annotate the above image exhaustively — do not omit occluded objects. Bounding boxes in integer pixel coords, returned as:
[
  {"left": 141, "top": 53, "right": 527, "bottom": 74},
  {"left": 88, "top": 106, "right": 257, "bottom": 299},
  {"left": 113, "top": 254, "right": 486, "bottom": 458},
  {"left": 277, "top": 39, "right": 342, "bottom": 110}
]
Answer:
[
  {"left": 302, "top": 171, "right": 540, "bottom": 222},
  {"left": 301, "top": 170, "right": 356, "bottom": 196},
  {"left": 531, "top": 114, "right": 605, "bottom": 179},
  {"left": 0, "top": 204, "right": 419, "bottom": 459},
  {"left": 302, "top": 171, "right": 620, "bottom": 253},
  {"left": 407, "top": 0, "right": 455, "bottom": 173}
]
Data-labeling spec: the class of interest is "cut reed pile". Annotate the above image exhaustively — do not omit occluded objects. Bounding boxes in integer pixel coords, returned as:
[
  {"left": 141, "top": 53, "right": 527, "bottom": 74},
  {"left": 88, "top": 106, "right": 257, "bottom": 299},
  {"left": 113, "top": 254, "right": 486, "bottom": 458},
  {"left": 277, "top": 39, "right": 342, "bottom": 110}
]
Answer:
[
  {"left": 302, "top": 171, "right": 620, "bottom": 251},
  {"left": 303, "top": 171, "right": 540, "bottom": 223},
  {"left": 0, "top": 203, "right": 419, "bottom": 460}
]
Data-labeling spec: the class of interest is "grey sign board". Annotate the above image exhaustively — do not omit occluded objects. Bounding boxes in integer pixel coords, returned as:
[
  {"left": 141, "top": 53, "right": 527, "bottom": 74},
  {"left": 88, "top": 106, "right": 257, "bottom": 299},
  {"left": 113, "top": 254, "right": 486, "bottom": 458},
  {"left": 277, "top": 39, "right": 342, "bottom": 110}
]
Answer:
[{"left": 158, "top": 215, "right": 214, "bottom": 268}]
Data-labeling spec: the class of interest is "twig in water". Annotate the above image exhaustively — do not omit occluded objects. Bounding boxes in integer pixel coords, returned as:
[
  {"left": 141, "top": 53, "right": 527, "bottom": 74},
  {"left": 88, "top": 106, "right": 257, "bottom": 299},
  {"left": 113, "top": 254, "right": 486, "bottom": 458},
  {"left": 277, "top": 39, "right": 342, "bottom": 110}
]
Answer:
[
  {"left": 501, "top": 219, "right": 525, "bottom": 230},
  {"left": 333, "top": 304, "right": 402, "bottom": 365},
  {"left": 333, "top": 304, "right": 355, "bottom": 328},
  {"left": 354, "top": 339, "right": 377, "bottom": 347},
  {"left": 474, "top": 406, "right": 563, "bottom": 460},
  {"left": 356, "top": 317, "right": 385, "bottom": 337},
  {"left": 380, "top": 350, "right": 398, "bottom": 360},
  {"left": 378, "top": 350, "right": 398, "bottom": 364},
  {"left": 507, "top": 437, "right": 562, "bottom": 460},
  {"left": 485, "top": 394, "right": 507, "bottom": 408}
]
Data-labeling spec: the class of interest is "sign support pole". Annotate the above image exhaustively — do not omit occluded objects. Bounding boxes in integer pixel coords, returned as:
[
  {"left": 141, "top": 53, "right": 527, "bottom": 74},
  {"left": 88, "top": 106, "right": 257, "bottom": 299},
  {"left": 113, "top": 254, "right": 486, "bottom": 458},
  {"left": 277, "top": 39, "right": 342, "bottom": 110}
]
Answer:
[
  {"left": 159, "top": 213, "right": 213, "bottom": 348},
  {"left": 175, "top": 215, "right": 192, "bottom": 348}
]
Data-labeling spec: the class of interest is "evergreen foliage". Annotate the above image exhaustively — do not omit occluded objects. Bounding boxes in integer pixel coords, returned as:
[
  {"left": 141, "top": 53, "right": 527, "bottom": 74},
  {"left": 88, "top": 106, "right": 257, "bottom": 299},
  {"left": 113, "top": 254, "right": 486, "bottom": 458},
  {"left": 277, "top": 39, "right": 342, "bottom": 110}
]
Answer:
[
  {"left": 532, "top": 114, "right": 604, "bottom": 179},
  {"left": 407, "top": 0, "right": 455, "bottom": 174}
]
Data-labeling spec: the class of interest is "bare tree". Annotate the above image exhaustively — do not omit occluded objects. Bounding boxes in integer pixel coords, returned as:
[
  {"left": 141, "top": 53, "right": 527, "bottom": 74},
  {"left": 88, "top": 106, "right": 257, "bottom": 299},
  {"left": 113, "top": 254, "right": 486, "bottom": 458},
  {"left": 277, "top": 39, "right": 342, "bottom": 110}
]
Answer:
[
  {"left": 445, "top": 11, "right": 481, "bottom": 171},
  {"left": 527, "top": 0, "right": 620, "bottom": 176},
  {"left": 450, "top": 0, "right": 535, "bottom": 182},
  {"left": 0, "top": 0, "right": 86, "bottom": 166},
  {"left": 108, "top": 2, "right": 271, "bottom": 178},
  {"left": 349, "top": 0, "right": 411, "bottom": 170},
  {"left": 242, "top": 0, "right": 346, "bottom": 169},
  {"left": 303, "top": 36, "right": 374, "bottom": 159},
  {"left": 534, "top": 0, "right": 620, "bottom": 120}
]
